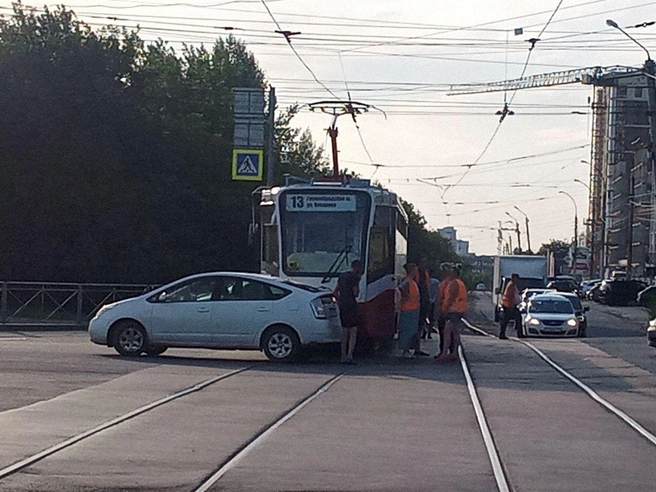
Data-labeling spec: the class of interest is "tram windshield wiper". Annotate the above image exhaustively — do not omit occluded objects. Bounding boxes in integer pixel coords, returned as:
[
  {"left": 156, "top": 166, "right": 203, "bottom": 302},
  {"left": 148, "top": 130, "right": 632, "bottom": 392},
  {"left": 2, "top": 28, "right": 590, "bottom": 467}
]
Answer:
[{"left": 321, "top": 245, "right": 351, "bottom": 284}]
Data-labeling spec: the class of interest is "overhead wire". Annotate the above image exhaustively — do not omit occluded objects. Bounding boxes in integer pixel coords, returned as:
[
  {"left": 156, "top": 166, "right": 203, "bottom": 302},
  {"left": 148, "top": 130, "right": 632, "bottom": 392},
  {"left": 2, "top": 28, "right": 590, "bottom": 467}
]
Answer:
[
  {"left": 445, "top": 0, "right": 568, "bottom": 194},
  {"left": 257, "top": 0, "right": 339, "bottom": 99}
]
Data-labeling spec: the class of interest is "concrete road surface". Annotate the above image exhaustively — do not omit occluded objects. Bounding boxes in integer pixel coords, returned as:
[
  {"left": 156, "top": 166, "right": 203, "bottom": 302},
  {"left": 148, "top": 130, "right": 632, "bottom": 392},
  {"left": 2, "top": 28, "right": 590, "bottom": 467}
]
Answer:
[{"left": 0, "top": 305, "right": 655, "bottom": 492}]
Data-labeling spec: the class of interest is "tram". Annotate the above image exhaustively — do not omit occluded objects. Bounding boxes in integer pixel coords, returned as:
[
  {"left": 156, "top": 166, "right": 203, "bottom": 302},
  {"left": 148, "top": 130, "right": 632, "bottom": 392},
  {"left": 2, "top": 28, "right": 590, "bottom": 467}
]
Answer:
[{"left": 255, "top": 176, "right": 408, "bottom": 344}]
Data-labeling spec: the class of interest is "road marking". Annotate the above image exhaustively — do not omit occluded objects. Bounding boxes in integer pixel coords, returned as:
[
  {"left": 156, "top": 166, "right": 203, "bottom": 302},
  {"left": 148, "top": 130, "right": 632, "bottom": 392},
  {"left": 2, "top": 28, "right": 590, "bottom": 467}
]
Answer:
[
  {"left": 458, "top": 345, "right": 511, "bottom": 492},
  {"left": 193, "top": 373, "right": 344, "bottom": 492},
  {"left": 462, "top": 318, "right": 656, "bottom": 449},
  {"left": 0, "top": 366, "right": 252, "bottom": 480}
]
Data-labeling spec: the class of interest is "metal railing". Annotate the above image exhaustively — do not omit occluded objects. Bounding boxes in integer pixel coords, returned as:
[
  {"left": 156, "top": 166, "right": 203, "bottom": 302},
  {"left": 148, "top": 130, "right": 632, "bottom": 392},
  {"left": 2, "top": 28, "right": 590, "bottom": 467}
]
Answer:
[{"left": 0, "top": 281, "right": 155, "bottom": 327}]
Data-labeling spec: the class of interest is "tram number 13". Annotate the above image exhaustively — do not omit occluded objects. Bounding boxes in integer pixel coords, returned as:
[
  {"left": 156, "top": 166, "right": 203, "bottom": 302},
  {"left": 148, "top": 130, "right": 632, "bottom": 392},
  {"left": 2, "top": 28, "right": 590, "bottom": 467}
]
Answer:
[{"left": 288, "top": 195, "right": 306, "bottom": 210}]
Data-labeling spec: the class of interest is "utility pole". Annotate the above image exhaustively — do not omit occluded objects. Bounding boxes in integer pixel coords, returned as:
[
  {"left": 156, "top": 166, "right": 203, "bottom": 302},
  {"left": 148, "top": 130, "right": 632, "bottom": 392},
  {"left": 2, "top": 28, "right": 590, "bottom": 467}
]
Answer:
[
  {"left": 514, "top": 205, "right": 532, "bottom": 253},
  {"left": 627, "top": 172, "right": 635, "bottom": 278},
  {"left": 266, "top": 87, "right": 277, "bottom": 186},
  {"left": 505, "top": 212, "right": 521, "bottom": 252}
]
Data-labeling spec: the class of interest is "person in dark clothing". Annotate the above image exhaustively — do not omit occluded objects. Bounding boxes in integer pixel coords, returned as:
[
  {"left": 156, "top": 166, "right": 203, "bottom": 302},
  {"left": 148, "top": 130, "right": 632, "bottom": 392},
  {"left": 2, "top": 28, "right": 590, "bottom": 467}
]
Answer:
[
  {"left": 333, "top": 259, "right": 363, "bottom": 363},
  {"left": 413, "top": 255, "right": 431, "bottom": 356}
]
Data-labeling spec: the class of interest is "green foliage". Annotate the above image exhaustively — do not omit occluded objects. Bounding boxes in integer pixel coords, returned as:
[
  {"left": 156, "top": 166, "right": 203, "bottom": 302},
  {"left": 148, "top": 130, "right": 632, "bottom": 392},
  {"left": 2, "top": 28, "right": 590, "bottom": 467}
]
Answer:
[
  {"left": 539, "top": 239, "right": 571, "bottom": 258},
  {"left": 0, "top": 4, "right": 315, "bottom": 283},
  {"left": 274, "top": 105, "right": 331, "bottom": 179},
  {"left": 0, "top": 4, "right": 455, "bottom": 284}
]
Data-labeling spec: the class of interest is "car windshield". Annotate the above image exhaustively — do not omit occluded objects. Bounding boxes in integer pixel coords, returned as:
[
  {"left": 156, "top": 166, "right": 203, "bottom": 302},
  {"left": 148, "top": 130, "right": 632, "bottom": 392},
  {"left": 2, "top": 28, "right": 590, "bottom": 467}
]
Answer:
[
  {"left": 279, "top": 191, "right": 371, "bottom": 276},
  {"left": 529, "top": 299, "right": 574, "bottom": 314},
  {"left": 563, "top": 296, "right": 583, "bottom": 311}
]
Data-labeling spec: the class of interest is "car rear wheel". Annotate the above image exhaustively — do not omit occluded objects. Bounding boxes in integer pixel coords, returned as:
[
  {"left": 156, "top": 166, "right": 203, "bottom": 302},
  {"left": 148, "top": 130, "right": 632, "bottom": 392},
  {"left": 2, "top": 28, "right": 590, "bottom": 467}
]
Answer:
[
  {"left": 113, "top": 321, "right": 147, "bottom": 357},
  {"left": 262, "top": 326, "right": 300, "bottom": 362}
]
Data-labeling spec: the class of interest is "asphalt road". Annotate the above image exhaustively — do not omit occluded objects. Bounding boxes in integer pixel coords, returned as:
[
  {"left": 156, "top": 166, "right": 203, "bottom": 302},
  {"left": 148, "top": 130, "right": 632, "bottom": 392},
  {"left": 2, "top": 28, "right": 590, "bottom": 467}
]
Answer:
[{"left": 0, "top": 298, "right": 655, "bottom": 491}]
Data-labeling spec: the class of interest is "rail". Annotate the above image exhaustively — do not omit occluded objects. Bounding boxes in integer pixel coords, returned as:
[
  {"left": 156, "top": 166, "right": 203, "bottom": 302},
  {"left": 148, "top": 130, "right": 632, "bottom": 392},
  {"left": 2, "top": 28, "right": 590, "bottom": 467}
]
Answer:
[{"left": 0, "top": 281, "right": 155, "bottom": 327}]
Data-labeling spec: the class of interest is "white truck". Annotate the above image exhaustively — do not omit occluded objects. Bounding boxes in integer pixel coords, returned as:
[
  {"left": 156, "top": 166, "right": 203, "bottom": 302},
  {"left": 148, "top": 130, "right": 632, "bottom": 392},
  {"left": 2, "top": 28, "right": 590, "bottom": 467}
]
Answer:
[{"left": 493, "top": 255, "right": 548, "bottom": 321}]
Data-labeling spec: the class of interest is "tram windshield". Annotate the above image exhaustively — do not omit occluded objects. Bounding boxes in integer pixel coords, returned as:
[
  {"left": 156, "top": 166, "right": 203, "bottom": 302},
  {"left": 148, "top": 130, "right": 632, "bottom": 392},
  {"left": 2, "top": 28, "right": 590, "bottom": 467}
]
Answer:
[{"left": 279, "top": 191, "right": 371, "bottom": 277}]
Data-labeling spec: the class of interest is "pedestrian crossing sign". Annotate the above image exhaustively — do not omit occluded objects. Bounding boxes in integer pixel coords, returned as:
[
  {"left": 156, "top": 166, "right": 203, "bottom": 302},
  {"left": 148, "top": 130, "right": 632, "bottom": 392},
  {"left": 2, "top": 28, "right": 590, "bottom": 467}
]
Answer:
[{"left": 232, "top": 149, "right": 264, "bottom": 181}]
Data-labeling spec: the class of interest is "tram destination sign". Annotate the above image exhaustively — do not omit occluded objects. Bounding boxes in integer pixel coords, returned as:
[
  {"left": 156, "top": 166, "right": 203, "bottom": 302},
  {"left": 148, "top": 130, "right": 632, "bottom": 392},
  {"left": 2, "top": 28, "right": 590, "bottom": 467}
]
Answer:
[{"left": 286, "top": 194, "right": 356, "bottom": 212}]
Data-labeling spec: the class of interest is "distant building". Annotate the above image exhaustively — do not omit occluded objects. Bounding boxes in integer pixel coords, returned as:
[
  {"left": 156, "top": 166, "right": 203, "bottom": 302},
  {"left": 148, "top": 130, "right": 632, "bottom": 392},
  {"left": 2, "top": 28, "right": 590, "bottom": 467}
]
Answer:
[
  {"left": 438, "top": 226, "right": 470, "bottom": 257},
  {"left": 588, "top": 72, "right": 653, "bottom": 279}
]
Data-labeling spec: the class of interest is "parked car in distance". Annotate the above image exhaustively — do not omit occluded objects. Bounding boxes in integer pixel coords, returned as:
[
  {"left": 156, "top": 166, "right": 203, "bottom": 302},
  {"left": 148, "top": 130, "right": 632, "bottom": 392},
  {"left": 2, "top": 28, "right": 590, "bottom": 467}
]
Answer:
[
  {"left": 557, "top": 292, "right": 589, "bottom": 337},
  {"left": 637, "top": 285, "right": 656, "bottom": 306},
  {"left": 648, "top": 319, "right": 656, "bottom": 349},
  {"left": 580, "top": 279, "right": 601, "bottom": 298},
  {"left": 598, "top": 279, "right": 647, "bottom": 306},
  {"left": 522, "top": 293, "right": 580, "bottom": 337},
  {"left": 587, "top": 282, "right": 603, "bottom": 302},
  {"left": 546, "top": 278, "right": 580, "bottom": 296},
  {"left": 89, "top": 272, "right": 341, "bottom": 362},
  {"left": 475, "top": 283, "right": 487, "bottom": 291}
]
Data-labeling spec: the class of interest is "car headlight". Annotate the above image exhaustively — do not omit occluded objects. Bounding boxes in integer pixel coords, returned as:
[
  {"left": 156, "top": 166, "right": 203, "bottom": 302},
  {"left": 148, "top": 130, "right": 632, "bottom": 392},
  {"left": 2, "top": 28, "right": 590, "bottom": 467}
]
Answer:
[
  {"left": 567, "top": 318, "right": 578, "bottom": 327},
  {"left": 528, "top": 318, "right": 540, "bottom": 325},
  {"left": 94, "top": 303, "right": 116, "bottom": 318}
]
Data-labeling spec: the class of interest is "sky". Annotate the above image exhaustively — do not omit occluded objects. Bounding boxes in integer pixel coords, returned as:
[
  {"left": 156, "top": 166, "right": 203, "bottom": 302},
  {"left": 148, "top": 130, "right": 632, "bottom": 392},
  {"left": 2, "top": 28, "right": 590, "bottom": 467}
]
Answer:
[{"left": 3, "top": 0, "right": 655, "bottom": 255}]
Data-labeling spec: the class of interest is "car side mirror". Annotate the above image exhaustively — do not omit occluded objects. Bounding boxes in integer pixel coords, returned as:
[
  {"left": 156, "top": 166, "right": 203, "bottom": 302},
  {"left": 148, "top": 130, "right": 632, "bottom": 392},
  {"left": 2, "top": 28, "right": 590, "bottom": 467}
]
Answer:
[{"left": 584, "top": 306, "right": 590, "bottom": 312}]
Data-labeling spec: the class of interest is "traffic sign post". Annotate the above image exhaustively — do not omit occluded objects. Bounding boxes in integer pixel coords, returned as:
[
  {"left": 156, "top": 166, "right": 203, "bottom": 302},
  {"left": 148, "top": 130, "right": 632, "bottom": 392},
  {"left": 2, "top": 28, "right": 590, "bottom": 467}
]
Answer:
[
  {"left": 232, "top": 149, "right": 264, "bottom": 181},
  {"left": 232, "top": 87, "right": 272, "bottom": 183}
]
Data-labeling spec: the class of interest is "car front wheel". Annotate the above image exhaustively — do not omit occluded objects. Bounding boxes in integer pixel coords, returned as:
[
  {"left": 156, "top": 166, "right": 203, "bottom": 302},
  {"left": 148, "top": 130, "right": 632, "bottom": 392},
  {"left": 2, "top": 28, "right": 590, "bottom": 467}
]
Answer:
[
  {"left": 113, "top": 321, "right": 147, "bottom": 357},
  {"left": 262, "top": 326, "right": 300, "bottom": 362}
]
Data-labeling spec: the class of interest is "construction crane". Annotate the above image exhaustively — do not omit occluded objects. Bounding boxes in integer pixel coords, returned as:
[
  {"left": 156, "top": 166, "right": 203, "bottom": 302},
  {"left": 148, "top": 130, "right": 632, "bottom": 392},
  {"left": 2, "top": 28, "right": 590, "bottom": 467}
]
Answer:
[{"left": 447, "top": 65, "right": 641, "bottom": 95}]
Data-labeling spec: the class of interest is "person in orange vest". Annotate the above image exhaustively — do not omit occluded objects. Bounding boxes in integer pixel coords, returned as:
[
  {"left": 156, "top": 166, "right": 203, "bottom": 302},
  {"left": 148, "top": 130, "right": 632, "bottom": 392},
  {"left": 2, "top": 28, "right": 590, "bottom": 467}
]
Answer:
[
  {"left": 398, "top": 263, "right": 421, "bottom": 357},
  {"left": 435, "top": 263, "right": 467, "bottom": 363},
  {"left": 434, "top": 262, "right": 453, "bottom": 355},
  {"left": 499, "top": 273, "right": 523, "bottom": 339}
]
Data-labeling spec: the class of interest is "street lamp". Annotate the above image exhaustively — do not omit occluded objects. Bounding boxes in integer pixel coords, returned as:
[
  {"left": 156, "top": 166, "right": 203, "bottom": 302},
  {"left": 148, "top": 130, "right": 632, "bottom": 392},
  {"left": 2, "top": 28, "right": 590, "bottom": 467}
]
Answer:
[
  {"left": 574, "top": 178, "right": 590, "bottom": 191},
  {"left": 505, "top": 211, "right": 522, "bottom": 252},
  {"left": 513, "top": 205, "right": 532, "bottom": 253},
  {"left": 606, "top": 19, "right": 651, "bottom": 59},
  {"left": 559, "top": 190, "right": 579, "bottom": 247}
]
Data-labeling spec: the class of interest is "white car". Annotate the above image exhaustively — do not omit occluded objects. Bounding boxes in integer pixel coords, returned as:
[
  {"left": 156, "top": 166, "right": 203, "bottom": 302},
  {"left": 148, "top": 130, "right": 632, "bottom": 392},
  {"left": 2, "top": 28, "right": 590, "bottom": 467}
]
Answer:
[
  {"left": 522, "top": 293, "right": 580, "bottom": 337},
  {"left": 89, "top": 272, "right": 341, "bottom": 362}
]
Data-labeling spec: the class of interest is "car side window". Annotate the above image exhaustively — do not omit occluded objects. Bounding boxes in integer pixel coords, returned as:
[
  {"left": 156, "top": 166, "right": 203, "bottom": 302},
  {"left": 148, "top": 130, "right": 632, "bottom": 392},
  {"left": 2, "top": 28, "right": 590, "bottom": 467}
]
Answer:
[
  {"left": 213, "top": 278, "right": 291, "bottom": 301},
  {"left": 152, "top": 277, "right": 219, "bottom": 303}
]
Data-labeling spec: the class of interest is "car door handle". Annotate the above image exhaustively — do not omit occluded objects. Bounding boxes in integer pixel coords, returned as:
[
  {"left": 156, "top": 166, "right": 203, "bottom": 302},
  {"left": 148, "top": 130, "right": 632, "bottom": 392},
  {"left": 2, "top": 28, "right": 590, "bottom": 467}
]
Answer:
[
  {"left": 257, "top": 307, "right": 270, "bottom": 312},
  {"left": 197, "top": 307, "right": 210, "bottom": 313}
]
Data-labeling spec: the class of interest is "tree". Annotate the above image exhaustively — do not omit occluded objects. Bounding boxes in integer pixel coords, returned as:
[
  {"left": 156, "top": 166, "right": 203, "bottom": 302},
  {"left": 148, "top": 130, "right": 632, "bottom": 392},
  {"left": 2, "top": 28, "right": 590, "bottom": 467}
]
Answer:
[
  {"left": 402, "top": 200, "right": 458, "bottom": 273},
  {"left": 538, "top": 240, "right": 571, "bottom": 258},
  {"left": 274, "top": 106, "right": 331, "bottom": 180}
]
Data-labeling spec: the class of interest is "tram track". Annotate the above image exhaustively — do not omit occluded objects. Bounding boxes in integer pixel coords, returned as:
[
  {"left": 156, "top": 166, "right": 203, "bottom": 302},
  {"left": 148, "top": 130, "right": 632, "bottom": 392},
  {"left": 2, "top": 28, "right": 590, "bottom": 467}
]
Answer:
[
  {"left": 0, "top": 365, "right": 253, "bottom": 481},
  {"left": 0, "top": 364, "right": 347, "bottom": 491},
  {"left": 462, "top": 318, "right": 656, "bottom": 449}
]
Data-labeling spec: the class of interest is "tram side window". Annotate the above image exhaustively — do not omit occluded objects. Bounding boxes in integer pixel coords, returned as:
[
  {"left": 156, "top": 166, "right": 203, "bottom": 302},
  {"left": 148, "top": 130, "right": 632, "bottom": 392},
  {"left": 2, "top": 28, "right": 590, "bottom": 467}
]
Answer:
[{"left": 368, "top": 207, "right": 395, "bottom": 283}]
